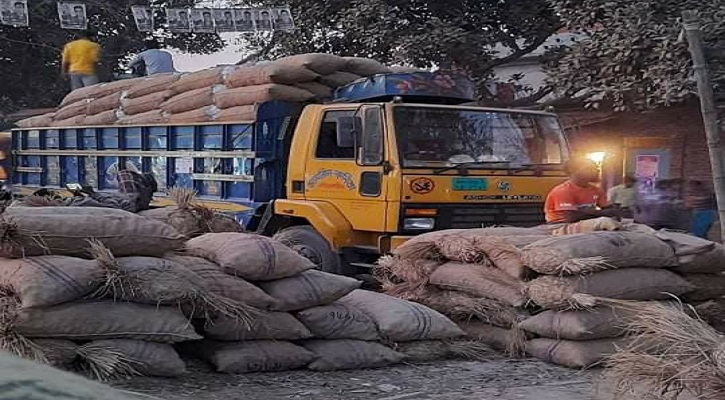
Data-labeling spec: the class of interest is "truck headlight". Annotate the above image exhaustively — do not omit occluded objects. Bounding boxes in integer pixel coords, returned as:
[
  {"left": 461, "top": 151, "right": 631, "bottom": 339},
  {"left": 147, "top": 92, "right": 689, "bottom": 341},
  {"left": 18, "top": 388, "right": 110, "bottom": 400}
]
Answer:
[{"left": 403, "top": 218, "right": 435, "bottom": 231}]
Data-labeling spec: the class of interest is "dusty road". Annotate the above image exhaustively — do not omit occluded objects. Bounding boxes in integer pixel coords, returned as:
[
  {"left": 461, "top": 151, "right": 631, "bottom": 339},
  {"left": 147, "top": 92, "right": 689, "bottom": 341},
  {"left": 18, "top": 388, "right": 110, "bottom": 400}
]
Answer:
[{"left": 112, "top": 356, "right": 660, "bottom": 400}]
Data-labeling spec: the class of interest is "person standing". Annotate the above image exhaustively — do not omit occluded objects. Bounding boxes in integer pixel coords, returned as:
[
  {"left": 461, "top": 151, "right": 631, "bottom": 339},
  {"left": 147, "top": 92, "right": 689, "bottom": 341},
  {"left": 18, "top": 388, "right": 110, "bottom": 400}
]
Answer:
[
  {"left": 128, "top": 39, "right": 176, "bottom": 76},
  {"left": 607, "top": 175, "right": 637, "bottom": 215},
  {"left": 62, "top": 32, "right": 101, "bottom": 90},
  {"left": 685, "top": 180, "right": 716, "bottom": 238}
]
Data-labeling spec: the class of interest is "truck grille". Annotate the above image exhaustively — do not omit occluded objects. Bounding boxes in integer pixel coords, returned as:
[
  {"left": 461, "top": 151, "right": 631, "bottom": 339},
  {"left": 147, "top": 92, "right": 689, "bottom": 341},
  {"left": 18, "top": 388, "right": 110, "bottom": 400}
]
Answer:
[{"left": 404, "top": 203, "right": 546, "bottom": 230}]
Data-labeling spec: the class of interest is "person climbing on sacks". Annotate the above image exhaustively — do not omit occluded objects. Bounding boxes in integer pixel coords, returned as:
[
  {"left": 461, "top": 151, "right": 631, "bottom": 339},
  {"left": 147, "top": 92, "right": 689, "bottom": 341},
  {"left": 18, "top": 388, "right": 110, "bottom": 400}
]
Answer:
[{"left": 545, "top": 157, "right": 622, "bottom": 224}]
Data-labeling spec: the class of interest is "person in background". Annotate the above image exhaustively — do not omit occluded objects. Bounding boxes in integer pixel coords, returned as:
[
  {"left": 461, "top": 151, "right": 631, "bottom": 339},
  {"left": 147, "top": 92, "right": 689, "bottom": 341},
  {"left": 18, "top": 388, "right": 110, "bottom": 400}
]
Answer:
[
  {"left": 61, "top": 31, "right": 101, "bottom": 90},
  {"left": 685, "top": 180, "right": 716, "bottom": 238},
  {"left": 128, "top": 39, "right": 176, "bottom": 76},
  {"left": 545, "top": 157, "right": 621, "bottom": 223},
  {"left": 607, "top": 175, "right": 637, "bottom": 216}
]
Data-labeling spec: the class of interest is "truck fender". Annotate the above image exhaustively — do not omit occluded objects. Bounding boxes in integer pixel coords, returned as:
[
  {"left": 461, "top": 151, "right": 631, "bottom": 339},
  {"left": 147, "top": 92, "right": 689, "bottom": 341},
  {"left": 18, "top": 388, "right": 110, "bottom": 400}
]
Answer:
[{"left": 261, "top": 199, "right": 354, "bottom": 249}]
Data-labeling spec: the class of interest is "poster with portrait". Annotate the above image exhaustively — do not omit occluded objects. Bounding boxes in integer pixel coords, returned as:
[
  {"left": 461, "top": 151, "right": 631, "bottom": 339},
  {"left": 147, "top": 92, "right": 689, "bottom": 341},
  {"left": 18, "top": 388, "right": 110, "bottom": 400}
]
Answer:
[
  {"left": 213, "top": 8, "right": 235, "bottom": 32},
  {"left": 635, "top": 154, "right": 660, "bottom": 194},
  {"left": 190, "top": 8, "right": 215, "bottom": 33},
  {"left": 254, "top": 8, "right": 273, "bottom": 31},
  {"left": 272, "top": 7, "right": 294, "bottom": 31},
  {"left": 58, "top": 2, "right": 87, "bottom": 30},
  {"left": 0, "top": 0, "right": 29, "bottom": 27},
  {"left": 131, "top": 6, "right": 154, "bottom": 32},
  {"left": 233, "top": 8, "right": 255, "bottom": 32},
  {"left": 166, "top": 8, "right": 190, "bottom": 33}
]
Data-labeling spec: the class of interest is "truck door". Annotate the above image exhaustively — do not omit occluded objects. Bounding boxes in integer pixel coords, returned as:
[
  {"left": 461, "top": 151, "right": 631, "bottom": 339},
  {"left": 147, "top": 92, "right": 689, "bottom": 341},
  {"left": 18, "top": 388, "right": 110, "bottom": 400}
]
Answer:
[{"left": 303, "top": 106, "right": 388, "bottom": 232}]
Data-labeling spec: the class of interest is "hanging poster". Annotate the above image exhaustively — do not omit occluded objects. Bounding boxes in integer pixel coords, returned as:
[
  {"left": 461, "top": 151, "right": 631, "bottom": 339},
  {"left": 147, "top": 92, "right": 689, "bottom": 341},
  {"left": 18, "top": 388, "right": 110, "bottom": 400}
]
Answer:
[
  {"left": 132, "top": 6, "right": 153, "bottom": 32},
  {"left": 635, "top": 154, "right": 660, "bottom": 194},
  {"left": 213, "top": 8, "right": 235, "bottom": 32},
  {"left": 254, "top": 9, "right": 273, "bottom": 31},
  {"left": 233, "top": 8, "right": 255, "bottom": 32},
  {"left": 166, "top": 8, "right": 190, "bottom": 33},
  {"left": 0, "top": 0, "right": 29, "bottom": 27},
  {"left": 190, "top": 8, "right": 215, "bottom": 33},
  {"left": 58, "top": 2, "right": 87, "bottom": 30},
  {"left": 272, "top": 7, "right": 294, "bottom": 31}
]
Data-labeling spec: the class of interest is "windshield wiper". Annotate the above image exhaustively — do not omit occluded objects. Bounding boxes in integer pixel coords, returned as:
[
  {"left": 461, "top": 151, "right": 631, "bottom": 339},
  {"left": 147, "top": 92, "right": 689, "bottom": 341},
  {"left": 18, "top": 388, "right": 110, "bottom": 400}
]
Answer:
[{"left": 433, "top": 161, "right": 511, "bottom": 175}]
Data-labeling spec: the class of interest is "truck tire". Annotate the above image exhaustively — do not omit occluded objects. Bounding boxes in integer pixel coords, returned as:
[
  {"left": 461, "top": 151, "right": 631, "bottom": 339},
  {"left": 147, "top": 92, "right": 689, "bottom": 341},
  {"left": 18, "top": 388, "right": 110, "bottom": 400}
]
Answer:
[{"left": 273, "top": 226, "right": 342, "bottom": 274}]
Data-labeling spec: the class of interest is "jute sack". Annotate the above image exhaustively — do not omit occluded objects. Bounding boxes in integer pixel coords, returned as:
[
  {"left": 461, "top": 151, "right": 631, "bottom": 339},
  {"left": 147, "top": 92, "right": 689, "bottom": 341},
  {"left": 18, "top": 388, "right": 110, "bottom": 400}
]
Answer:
[
  {"left": 169, "top": 68, "right": 223, "bottom": 94},
  {"left": 0, "top": 207, "right": 186, "bottom": 257},
  {"left": 16, "top": 113, "right": 55, "bottom": 128},
  {"left": 121, "top": 90, "right": 172, "bottom": 115},
  {"left": 79, "top": 339, "right": 186, "bottom": 378},
  {"left": 275, "top": 53, "right": 347, "bottom": 75},
  {"left": 52, "top": 115, "right": 87, "bottom": 127},
  {"left": 343, "top": 57, "right": 391, "bottom": 76},
  {"left": 204, "top": 212, "right": 244, "bottom": 233},
  {"left": 225, "top": 63, "right": 319, "bottom": 87},
  {"left": 500, "top": 235, "right": 550, "bottom": 249},
  {"left": 61, "top": 85, "right": 103, "bottom": 106},
  {"left": 394, "top": 340, "right": 491, "bottom": 363},
  {"left": 54, "top": 100, "right": 90, "bottom": 121},
  {"left": 416, "top": 289, "right": 528, "bottom": 330},
  {"left": 656, "top": 231, "right": 725, "bottom": 273},
  {"left": 438, "top": 234, "right": 530, "bottom": 280},
  {"left": 550, "top": 217, "right": 622, "bottom": 236},
  {"left": 680, "top": 273, "right": 725, "bottom": 302},
  {"left": 161, "top": 87, "right": 217, "bottom": 114},
  {"left": 12, "top": 301, "right": 201, "bottom": 342},
  {"left": 185, "top": 233, "right": 315, "bottom": 281},
  {"left": 168, "top": 106, "right": 220, "bottom": 123},
  {"left": 0, "top": 256, "right": 104, "bottom": 308},
  {"left": 460, "top": 321, "right": 528, "bottom": 355},
  {"left": 258, "top": 270, "right": 361, "bottom": 311},
  {"left": 165, "top": 255, "right": 279, "bottom": 310},
  {"left": 126, "top": 73, "right": 180, "bottom": 99},
  {"left": 694, "top": 300, "right": 725, "bottom": 332},
  {"left": 296, "top": 301, "right": 381, "bottom": 341},
  {"left": 294, "top": 82, "right": 333, "bottom": 99},
  {"left": 518, "top": 307, "right": 631, "bottom": 340},
  {"left": 319, "top": 71, "right": 362, "bottom": 88},
  {"left": 215, "top": 105, "right": 257, "bottom": 122},
  {"left": 525, "top": 338, "right": 629, "bottom": 368},
  {"left": 205, "top": 311, "right": 312, "bottom": 341},
  {"left": 86, "top": 93, "right": 121, "bottom": 115},
  {"left": 526, "top": 268, "right": 694, "bottom": 310},
  {"left": 0, "top": 351, "right": 158, "bottom": 400},
  {"left": 215, "top": 84, "right": 315, "bottom": 109},
  {"left": 521, "top": 231, "right": 677, "bottom": 275},
  {"left": 428, "top": 262, "right": 527, "bottom": 307},
  {"left": 84, "top": 110, "right": 117, "bottom": 126},
  {"left": 139, "top": 206, "right": 202, "bottom": 237},
  {"left": 192, "top": 340, "right": 315, "bottom": 373},
  {"left": 337, "top": 290, "right": 464, "bottom": 341},
  {"left": 303, "top": 340, "right": 404, "bottom": 371},
  {"left": 32, "top": 339, "right": 79, "bottom": 367},
  {"left": 117, "top": 110, "right": 169, "bottom": 125}
]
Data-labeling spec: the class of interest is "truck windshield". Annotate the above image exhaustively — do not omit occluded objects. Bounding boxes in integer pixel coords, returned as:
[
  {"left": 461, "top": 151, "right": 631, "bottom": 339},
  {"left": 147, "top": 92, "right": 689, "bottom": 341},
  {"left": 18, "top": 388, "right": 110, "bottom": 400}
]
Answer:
[{"left": 394, "top": 106, "right": 567, "bottom": 168}]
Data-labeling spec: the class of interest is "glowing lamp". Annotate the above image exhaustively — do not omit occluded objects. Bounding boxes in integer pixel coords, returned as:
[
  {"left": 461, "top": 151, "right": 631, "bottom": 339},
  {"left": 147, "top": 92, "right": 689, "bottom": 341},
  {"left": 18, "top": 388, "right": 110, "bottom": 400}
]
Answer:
[{"left": 586, "top": 151, "right": 607, "bottom": 166}]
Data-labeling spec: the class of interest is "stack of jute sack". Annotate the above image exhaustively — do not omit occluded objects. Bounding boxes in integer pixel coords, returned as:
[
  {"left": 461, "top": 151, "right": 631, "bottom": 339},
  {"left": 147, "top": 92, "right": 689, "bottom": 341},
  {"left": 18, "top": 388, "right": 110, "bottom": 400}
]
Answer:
[
  {"left": 177, "top": 232, "right": 482, "bottom": 373},
  {"left": 17, "top": 54, "right": 397, "bottom": 128}
]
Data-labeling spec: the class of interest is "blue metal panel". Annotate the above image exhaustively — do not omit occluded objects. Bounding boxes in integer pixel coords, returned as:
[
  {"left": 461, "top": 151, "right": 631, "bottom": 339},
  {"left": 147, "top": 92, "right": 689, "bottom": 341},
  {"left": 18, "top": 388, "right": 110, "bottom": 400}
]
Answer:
[{"left": 334, "top": 72, "right": 475, "bottom": 104}]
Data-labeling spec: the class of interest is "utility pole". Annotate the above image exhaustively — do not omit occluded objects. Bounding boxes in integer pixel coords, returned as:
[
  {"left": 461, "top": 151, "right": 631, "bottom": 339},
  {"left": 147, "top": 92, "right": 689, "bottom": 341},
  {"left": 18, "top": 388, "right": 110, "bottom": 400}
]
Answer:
[{"left": 682, "top": 10, "right": 725, "bottom": 242}]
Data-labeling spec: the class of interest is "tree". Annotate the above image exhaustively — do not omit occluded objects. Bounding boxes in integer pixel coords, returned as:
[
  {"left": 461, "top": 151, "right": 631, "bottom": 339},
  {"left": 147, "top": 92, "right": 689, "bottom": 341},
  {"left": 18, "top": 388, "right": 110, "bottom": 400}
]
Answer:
[
  {"left": 546, "top": 0, "right": 725, "bottom": 111},
  {"left": 0, "top": 0, "right": 224, "bottom": 114},
  {"left": 242, "top": 0, "right": 561, "bottom": 104}
]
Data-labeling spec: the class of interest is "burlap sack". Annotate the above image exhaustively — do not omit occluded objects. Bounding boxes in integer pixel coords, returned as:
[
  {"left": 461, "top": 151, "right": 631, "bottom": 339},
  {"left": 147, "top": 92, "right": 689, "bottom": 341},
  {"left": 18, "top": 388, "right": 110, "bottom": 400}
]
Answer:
[
  {"left": 80, "top": 339, "right": 186, "bottom": 377},
  {"left": 417, "top": 289, "right": 528, "bottom": 329},
  {"left": 550, "top": 217, "right": 623, "bottom": 236},
  {"left": 126, "top": 73, "right": 180, "bottom": 99},
  {"left": 13, "top": 301, "right": 201, "bottom": 342},
  {"left": 52, "top": 115, "right": 87, "bottom": 127},
  {"left": 460, "top": 321, "right": 525, "bottom": 353},
  {"left": 32, "top": 339, "right": 79, "bottom": 367},
  {"left": 16, "top": 113, "right": 54, "bottom": 128},
  {"left": 526, "top": 338, "right": 629, "bottom": 368},
  {"left": 86, "top": 93, "right": 121, "bottom": 115},
  {"left": 0, "top": 207, "right": 186, "bottom": 258},
  {"left": 337, "top": 290, "right": 464, "bottom": 341},
  {"left": 215, "top": 84, "right": 315, "bottom": 109},
  {"left": 438, "top": 234, "right": 530, "bottom": 279},
  {"left": 303, "top": 340, "right": 404, "bottom": 371},
  {"left": 54, "top": 100, "right": 90, "bottom": 121},
  {"left": 343, "top": 57, "right": 391, "bottom": 76},
  {"left": 117, "top": 110, "right": 169, "bottom": 125},
  {"left": 258, "top": 270, "right": 361, "bottom": 311},
  {"left": 225, "top": 63, "right": 319, "bottom": 87},
  {"left": 84, "top": 110, "right": 117, "bottom": 126},
  {"left": 319, "top": 71, "right": 362, "bottom": 88},
  {"left": 170, "top": 69, "right": 223, "bottom": 94},
  {"left": 121, "top": 90, "right": 171, "bottom": 115},
  {"left": 500, "top": 235, "right": 550, "bottom": 249},
  {"left": 161, "top": 87, "right": 215, "bottom": 114},
  {"left": 680, "top": 273, "right": 725, "bottom": 302},
  {"left": 656, "top": 231, "right": 725, "bottom": 273},
  {"left": 165, "top": 255, "right": 279, "bottom": 309},
  {"left": 275, "top": 53, "right": 347, "bottom": 75},
  {"left": 168, "top": 106, "right": 220, "bottom": 123},
  {"left": 526, "top": 268, "right": 694, "bottom": 309},
  {"left": 694, "top": 300, "right": 725, "bottom": 332},
  {"left": 193, "top": 340, "right": 315, "bottom": 373},
  {"left": 185, "top": 233, "right": 315, "bottom": 281},
  {"left": 296, "top": 301, "right": 381, "bottom": 341},
  {"left": 215, "top": 105, "right": 257, "bottom": 122},
  {"left": 518, "top": 307, "right": 630, "bottom": 340},
  {"left": 204, "top": 212, "right": 244, "bottom": 233},
  {"left": 522, "top": 231, "right": 677, "bottom": 275},
  {"left": 61, "top": 85, "right": 102, "bottom": 106},
  {"left": 294, "top": 82, "right": 334, "bottom": 99},
  {"left": 389, "top": 65, "right": 422, "bottom": 73},
  {"left": 139, "top": 206, "right": 202, "bottom": 237},
  {"left": 0, "top": 256, "right": 104, "bottom": 308},
  {"left": 428, "top": 262, "right": 527, "bottom": 307},
  {"left": 205, "top": 311, "right": 312, "bottom": 341}
]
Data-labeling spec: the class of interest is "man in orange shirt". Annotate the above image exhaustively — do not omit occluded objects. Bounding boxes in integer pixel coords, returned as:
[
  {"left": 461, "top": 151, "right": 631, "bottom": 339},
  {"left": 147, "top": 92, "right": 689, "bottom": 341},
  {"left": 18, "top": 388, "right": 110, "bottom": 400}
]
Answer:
[
  {"left": 61, "top": 31, "right": 101, "bottom": 90},
  {"left": 545, "top": 157, "right": 621, "bottom": 223}
]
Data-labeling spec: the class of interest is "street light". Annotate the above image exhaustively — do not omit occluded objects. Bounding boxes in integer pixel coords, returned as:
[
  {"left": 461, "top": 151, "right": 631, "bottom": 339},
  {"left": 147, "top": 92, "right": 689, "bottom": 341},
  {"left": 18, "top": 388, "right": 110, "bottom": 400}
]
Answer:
[{"left": 586, "top": 151, "right": 607, "bottom": 167}]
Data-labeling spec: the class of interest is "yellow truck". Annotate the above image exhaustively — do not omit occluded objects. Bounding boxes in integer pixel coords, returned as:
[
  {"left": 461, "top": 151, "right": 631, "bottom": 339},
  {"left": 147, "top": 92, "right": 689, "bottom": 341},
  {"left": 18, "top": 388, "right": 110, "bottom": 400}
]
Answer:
[{"left": 9, "top": 72, "right": 569, "bottom": 274}]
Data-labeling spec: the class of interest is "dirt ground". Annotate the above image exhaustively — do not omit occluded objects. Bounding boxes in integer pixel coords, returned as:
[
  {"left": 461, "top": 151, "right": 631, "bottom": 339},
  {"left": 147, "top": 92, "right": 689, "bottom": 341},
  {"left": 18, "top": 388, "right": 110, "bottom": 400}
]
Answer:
[{"left": 111, "top": 356, "right": 662, "bottom": 400}]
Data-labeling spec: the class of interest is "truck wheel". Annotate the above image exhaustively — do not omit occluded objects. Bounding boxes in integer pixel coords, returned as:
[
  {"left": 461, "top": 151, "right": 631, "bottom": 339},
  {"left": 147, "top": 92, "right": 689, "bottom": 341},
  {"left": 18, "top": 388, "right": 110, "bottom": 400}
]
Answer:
[{"left": 273, "top": 226, "right": 342, "bottom": 274}]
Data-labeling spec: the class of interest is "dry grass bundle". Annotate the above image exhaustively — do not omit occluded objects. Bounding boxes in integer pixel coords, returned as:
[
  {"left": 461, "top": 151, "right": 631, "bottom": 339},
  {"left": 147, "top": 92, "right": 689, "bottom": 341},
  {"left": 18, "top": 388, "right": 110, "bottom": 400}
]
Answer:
[
  {"left": 393, "top": 239, "right": 442, "bottom": 261},
  {"left": 602, "top": 299, "right": 725, "bottom": 400},
  {"left": 395, "top": 339, "right": 493, "bottom": 363},
  {"left": 0, "top": 286, "right": 47, "bottom": 363},
  {"left": 77, "top": 344, "right": 139, "bottom": 381},
  {"left": 525, "top": 276, "right": 598, "bottom": 310},
  {"left": 521, "top": 249, "right": 611, "bottom": 275}
]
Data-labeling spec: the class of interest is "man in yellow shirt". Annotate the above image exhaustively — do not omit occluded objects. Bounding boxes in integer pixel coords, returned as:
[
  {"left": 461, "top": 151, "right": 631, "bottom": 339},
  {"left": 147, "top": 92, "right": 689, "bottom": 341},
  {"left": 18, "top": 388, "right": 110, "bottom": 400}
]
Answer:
[{"left": 62, "top": 32, "right": 101, "bottom": 90}]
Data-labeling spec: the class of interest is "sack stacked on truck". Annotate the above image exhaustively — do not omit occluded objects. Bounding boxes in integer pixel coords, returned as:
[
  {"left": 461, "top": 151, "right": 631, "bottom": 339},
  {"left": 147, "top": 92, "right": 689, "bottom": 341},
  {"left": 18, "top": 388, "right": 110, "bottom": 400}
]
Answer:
[
  {"left": 180, "top": 232, "right": 469, "bottom": 372},
  {"left": 17, "top": 54, "right": 397, "bottom": 128}
]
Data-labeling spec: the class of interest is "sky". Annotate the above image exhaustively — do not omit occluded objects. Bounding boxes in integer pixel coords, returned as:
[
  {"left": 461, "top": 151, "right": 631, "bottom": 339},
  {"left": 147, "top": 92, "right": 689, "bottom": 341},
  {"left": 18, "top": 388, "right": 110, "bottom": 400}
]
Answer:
[{"left": 170, "top": 33, "right": 245, "bottom": 72}]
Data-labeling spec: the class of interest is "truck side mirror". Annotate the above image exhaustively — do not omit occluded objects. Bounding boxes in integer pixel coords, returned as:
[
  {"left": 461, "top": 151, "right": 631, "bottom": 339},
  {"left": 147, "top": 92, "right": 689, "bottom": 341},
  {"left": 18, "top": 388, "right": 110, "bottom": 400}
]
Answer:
[{"left": 336, "top": 116, "right": 362, "bottom": 148}]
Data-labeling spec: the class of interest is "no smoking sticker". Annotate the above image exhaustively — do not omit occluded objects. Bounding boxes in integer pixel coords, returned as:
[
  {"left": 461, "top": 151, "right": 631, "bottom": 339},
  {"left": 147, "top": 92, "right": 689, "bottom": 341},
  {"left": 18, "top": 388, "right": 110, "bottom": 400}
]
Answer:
[{"left": 410, "top": 177, "right": 435, "bottom": 194}]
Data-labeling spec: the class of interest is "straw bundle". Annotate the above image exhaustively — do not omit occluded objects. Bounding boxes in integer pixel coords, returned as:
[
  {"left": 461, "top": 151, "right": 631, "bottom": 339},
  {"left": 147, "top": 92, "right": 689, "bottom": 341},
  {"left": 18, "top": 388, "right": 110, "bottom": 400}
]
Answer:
[{"left": 393, "top": 340, "right": 493, "bottom": 362}]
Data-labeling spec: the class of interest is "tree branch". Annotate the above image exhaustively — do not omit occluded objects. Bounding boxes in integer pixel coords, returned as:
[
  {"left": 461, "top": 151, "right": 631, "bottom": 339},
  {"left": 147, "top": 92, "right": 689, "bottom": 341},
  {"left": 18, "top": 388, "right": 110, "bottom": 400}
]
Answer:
[{"left": 482, "top": 30, "right": 560, "bottom": 70}]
